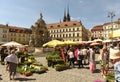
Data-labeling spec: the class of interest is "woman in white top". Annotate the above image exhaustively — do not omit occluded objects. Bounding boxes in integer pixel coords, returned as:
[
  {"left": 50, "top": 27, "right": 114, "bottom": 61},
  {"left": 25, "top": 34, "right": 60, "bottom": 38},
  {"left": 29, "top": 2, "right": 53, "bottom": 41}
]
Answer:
[
  {"left": 4, "top": 50, "right": 18, "bottom": 80},
  {"left": 67, "top": 49, "right": 74, "bottom": 68}
]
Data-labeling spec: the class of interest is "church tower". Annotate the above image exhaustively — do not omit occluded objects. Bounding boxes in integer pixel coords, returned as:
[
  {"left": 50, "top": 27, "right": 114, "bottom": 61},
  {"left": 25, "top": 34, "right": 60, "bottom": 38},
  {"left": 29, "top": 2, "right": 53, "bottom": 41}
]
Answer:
[
  {"left": 66, "top": 6, "right": 71, "bottom": 21},
  {"left": 63, "top": 6, "right": 71, "bottom": 22},
  {"left": 63, "top": 9, "right": 67, "bottom": 22}
]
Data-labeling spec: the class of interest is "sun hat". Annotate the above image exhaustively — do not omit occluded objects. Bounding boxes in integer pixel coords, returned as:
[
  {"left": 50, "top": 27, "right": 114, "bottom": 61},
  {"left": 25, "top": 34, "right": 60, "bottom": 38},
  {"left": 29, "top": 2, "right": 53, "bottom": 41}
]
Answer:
[{"left": 110, "top": 48, "right": 120, "bottom": 59}]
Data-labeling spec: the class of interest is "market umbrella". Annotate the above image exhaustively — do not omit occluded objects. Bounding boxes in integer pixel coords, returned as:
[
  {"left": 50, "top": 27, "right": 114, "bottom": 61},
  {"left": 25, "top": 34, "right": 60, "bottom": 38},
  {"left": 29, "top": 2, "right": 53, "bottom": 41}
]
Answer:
[
  {"left": 42, "top": 40, "right": 64, "bottom": 47},
  {"left": 90, "top": 42, "right": 100, "bottom": 46},
  {"left": 1, "top": 41, "right": 23, "bottom": 47},
  {"left": 78, "top": 41, "right": 87, "bottom": 45},
  {"left": 63, "top": 40, "right": 77, "bottom": 45},
  {"left": 110, "top": 30, "right": 120, "bottom": 38},
  {"left": 87, "top": 40, "right": 94, "bottom": 44},
  {"left": 93, "top": 39, "right": 103, "bottom": 43},
  {"left": 103, "top": 39, "right": 112, "bottom": 43}
]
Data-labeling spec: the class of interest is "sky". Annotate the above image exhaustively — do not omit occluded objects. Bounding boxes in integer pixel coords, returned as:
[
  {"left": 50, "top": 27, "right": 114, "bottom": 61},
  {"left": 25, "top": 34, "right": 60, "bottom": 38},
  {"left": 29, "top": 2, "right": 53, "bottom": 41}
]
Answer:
[{"left": 0, "top": 0, "right": 120, "bottom": 29}]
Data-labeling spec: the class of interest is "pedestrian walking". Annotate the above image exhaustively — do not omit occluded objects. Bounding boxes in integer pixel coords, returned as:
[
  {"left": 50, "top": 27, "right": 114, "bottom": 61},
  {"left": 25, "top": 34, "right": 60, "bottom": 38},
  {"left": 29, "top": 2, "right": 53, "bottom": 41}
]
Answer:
[
  {"left": 100, "top": 45, "right": 109, "bottom": 78},
  {"left": 89, "top": 47, "right": 96, "bottom": 73},
  {"left": 67, "top": 48, "right": 74, "bottom": 68},
  {"left": 4, "top": 50, "right": 18, "bottom": 80},
  {"left": 77, "top": 48, "right": 83, "bottom": 68}
]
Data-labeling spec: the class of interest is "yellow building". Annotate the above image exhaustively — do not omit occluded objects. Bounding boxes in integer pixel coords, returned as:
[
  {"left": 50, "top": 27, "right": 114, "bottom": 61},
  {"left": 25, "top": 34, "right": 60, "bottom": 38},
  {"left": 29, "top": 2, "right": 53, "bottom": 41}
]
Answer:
[
  {"left": 47, "top": 21, "right": 88, "bottom": 41},
  {"left": 103, "top": 18, "right": 120, "bottom": 39},
  {"left": 91, "top": 25, "right": 103, "bottom": 40},
  {"left": 8, "top": 26, "right": 31, "bottom": 44},
  {"left": 0, "top": 24, "right": 9, "bottom": 43}
]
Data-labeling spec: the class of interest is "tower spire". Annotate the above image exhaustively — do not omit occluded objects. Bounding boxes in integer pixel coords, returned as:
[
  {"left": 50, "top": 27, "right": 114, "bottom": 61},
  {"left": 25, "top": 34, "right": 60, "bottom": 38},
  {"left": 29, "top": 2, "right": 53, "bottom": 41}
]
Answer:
[
  {"left": 63, "top": 8, "right": 67, "bottom": 22},
  {"left": 66, "top": 4, "right": 70, "bottom": 21}
]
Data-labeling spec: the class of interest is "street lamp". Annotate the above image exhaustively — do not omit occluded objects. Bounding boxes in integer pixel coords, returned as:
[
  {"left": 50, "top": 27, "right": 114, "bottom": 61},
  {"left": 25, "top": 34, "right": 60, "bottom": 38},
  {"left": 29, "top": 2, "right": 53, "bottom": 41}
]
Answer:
[{"left": 108, "top": 11, "right": 115, "bottom": 42}]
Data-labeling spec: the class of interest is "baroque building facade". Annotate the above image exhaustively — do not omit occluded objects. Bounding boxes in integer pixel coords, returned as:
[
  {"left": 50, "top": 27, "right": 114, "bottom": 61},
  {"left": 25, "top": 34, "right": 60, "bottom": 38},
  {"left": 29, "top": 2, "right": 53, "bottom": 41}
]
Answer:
[
  {"left": 0, "top": 24, "right": 31, "bottom": 44},
  {"left": 91, "top": 18, "right": 120, "bottom": 40},
  {"left": 30, "top": 13, "right": 50, "bottom": 47},
  {"left": 0, "top": 24, "right": 9, "bottom": 43},
  {"left": 8, "top": 26, "right": 31, "bottom": 44},
  {"left": 47, "top": 21, "right": 88, "bottom": 41},
  {"left": 91, "top": 25, "right": 103, "bottom": 40},
  {"left": 46, "top": 8, "right": 88, "bottom": 41},
  {"left": 103, "top": 18, "right": 120, "bottom": 39}
]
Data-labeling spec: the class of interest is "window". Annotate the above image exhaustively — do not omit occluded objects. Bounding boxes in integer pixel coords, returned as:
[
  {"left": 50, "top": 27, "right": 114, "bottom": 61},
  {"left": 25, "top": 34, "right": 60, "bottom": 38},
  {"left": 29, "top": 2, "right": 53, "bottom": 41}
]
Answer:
[
  {"left": 57, "top": 25, "right": 60, "bottom": 27},
  {"left": 57, "top": 34, "right": 58, "bottom": 38},
  {"left": 50, "top": 35, "right": 53, "bottom": 37},
  {"left": 50, "top": 26, "right": 53, "bottom": 28},
  {"left": 3, "top": 34, "right": 7, "bottom": 38},
  {"left": 69, "top": 28, "right": 71, "bottom": 31},
  {"left": 49, "top": 30, "right": 51, "bottom": 33},
  {"left": 66, "top": 29, "right": 67, "bottom": 32},
  {"left": 69, "top": 34, "right": 71, "bottom": 37},
  {"left": 73, "top": 23, "right": 76, "bottom": 26},
  {"left": 66, "top": 34, "right": 68, "bottom": 37},
  {"left": 3, "top": 29, "right": 7, "bottom": 33},
  {"left": 63, "top": 34, "right": 65, "bottom": 37},
  {"left": 60, "top": 34, "right": 61, "bottom": 37},
  {"left": 63, "top": 29, "right": 64, "bottom": 32},
  {"left": 73, "top": 28, "right": 75, "bottom": 31},
  {"left": 65, "top": 24, "right": 68, "bottom": 26},
  {"left": 77, "top": 33, "right": 79, "bottom": 37},
  {"left": 73, "top": 33, "right": 75, "bottom": 37}
]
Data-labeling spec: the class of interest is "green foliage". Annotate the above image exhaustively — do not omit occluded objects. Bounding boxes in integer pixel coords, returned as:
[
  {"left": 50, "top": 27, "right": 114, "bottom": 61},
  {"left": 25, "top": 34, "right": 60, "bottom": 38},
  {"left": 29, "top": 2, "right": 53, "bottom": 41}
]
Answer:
[
  {"left": 46, "top": 51, "right": 62, "bottom": 60},
  {"left": 17, "top": 51, "right": 29, "bottom": 58},
  {"left": 17, "top": 52, "right": 23, "bottom": 58},
  {"left": 17, "top": 51, "right": 48, "bottom": 75},
  {"left": 41, "top": 66, "right": 48, "bottom": 70},
  {"left": 32, "top": 62, "right": 43, "bottom": 66},
  {"left": 106, "top": 74, "right": 114, "bottom": 82},
  {"left": 35, "top": 68, "right": 46, "bottom": 74},
  {"left": 46, "top": 51, "right": 65, "bottom": 67},
  {"left": 55, "top": 64, "right": 70, "bottom": 71}
]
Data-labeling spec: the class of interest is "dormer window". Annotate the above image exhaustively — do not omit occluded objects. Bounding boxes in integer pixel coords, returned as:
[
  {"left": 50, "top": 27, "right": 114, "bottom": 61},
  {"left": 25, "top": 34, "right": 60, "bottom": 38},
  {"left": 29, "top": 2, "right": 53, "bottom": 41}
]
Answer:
[
  {"left": 73, "top": 23, "right": 76, "bottom": 26},
  {"left": 57, "top": 25, "right": 60, "bottom": 27},
  {"left": 65, "top": 24, "right": 68, "bottom": 26},
  {"left": 50, "top": 26, "right": 53, "bottom": 28}
]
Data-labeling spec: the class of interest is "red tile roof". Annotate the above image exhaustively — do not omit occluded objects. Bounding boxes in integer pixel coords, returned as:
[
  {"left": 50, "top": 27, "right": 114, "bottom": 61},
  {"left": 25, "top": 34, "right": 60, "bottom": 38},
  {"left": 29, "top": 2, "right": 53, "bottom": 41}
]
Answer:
[
  {"left": 91, "top": 25, "right": 103, "bottom": 31},
  {"left": 9, "top": 26, "right": 31, "bottom": 33},
  {"left": 46, "top": 21, "right": 82, "bottom": 29}
]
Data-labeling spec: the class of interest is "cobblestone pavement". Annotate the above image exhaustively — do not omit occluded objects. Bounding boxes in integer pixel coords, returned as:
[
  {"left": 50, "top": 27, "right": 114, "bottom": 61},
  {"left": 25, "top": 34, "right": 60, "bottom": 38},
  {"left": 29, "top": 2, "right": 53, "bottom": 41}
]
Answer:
[{"left": 0, "top": 54, "right": 106, "bottom": 82}]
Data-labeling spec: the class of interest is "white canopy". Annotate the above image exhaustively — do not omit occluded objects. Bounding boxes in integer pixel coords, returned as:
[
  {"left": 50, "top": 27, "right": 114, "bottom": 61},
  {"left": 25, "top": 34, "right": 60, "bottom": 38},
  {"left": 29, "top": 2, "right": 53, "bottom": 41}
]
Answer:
[
  {"left": 103, "top": 39, "right": 112, "bottom": 43},
  {"left": 1, "top": 41, "right": 23, "bottom": 47},
  {"left": 93, "top": 39, "right": 103, "bottom": 42}
]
